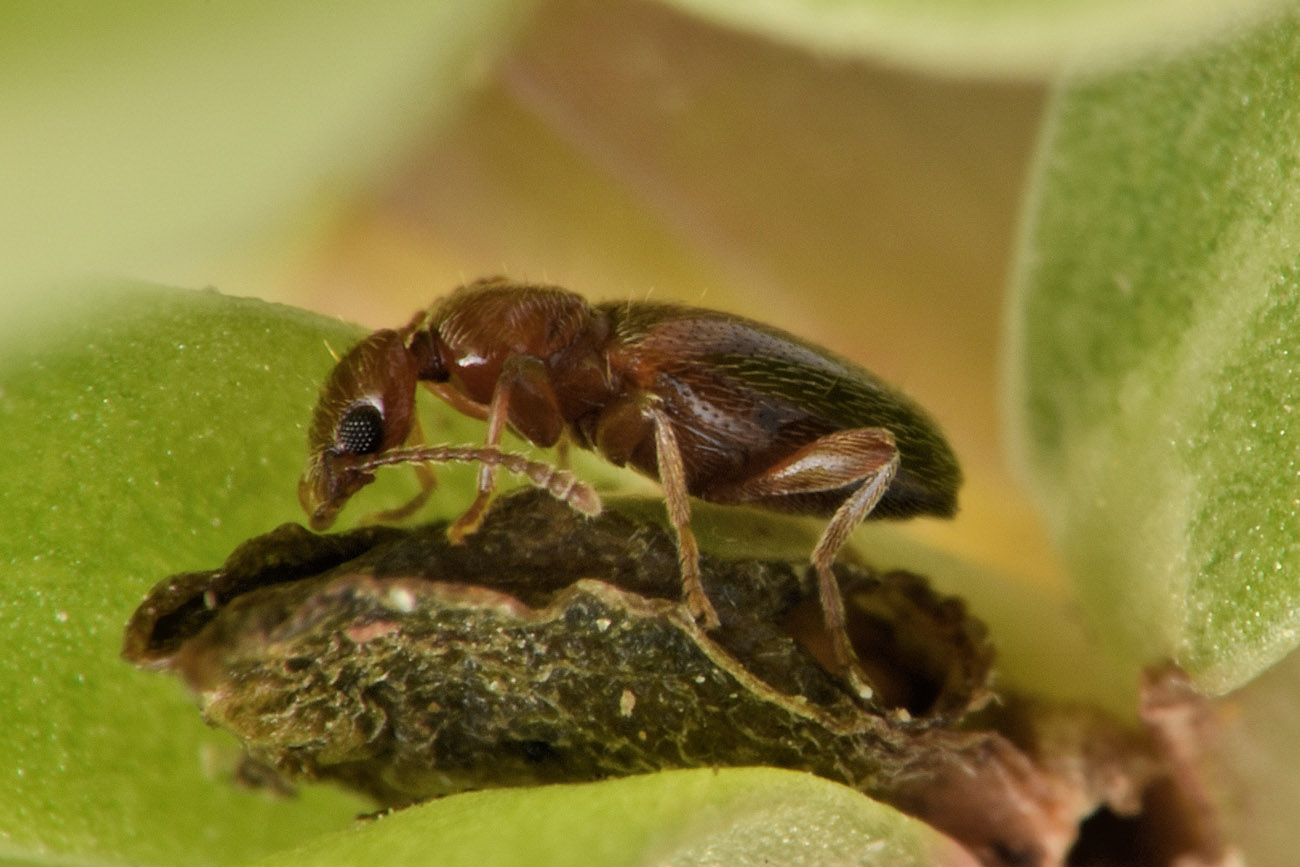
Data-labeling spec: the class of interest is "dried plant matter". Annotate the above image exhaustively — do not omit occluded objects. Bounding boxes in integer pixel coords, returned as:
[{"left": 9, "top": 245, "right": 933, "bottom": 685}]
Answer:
[{"left": 123, "top": 491, "right": 1230, "bottom": 866}]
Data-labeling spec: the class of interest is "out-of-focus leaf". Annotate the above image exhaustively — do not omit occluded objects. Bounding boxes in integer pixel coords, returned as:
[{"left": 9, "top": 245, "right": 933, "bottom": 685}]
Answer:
[
  {"left": 1006, "top": 10, "right": 1300, "bottom": 694},
  {"left": 660, "top": 0, "right": 1291, "bottom": 77},
  {"left": 0, "top": 0, "right": 534, "bottom": 292}
]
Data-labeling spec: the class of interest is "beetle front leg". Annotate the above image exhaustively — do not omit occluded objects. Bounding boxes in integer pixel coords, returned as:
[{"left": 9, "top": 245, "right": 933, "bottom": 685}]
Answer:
[
  {"left": 448, "top": 355, "right": 565, "bottom": 543},
  {"left": 446, "top": 387, "right": 509, "bottom": 543}
]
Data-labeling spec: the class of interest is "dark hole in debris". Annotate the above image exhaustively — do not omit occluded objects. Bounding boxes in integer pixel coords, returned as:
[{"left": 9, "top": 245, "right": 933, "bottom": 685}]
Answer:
[{"left": 514, "top": 740, "right": 559, "bottom": 765}]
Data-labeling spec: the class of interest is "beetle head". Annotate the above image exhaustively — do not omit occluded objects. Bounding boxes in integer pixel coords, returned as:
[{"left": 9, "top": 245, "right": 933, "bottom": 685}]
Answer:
[{"left": 299, "top": 329, "right": 419, "bottom": 530}]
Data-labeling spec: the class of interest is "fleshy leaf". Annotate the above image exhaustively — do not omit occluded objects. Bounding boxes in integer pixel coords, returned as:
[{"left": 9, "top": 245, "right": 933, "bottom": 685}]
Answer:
[
  {"left": 248, "top": 768, "right": 977, "bottom": 867},
  {"left": 661, "top": 0, "right": 1290, "bottom": 77},
  {"left": 1007, "top": 10, "right": 1300, "bottom": 694},
  {"left": 0, "top": 285, "right": 485, "bottom": 866}
]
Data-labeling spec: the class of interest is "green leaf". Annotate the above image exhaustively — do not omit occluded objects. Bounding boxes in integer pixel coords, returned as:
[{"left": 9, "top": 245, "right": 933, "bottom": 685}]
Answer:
[
  {"left": 660, "top": 0, "right": 1291, "bottom": 77},
  {"left": 0, "top": 286, "right": 375, "bottom": 865},
  {"left": 1006, "top": 10, "right": 1300, "bottom": 694},
  {"left": 0, "top": 0, "right": 533, "bottom": 289},
  {"left": 0, "top": 285, "right": 516, "bottom": 865},
  {"left": 249, "top": 768, "right": 973, "bottom": 867}
]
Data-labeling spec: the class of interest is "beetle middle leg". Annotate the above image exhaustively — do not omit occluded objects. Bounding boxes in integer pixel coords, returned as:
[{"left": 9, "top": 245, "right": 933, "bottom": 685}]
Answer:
[
  {"left": 714, "top": 428, "right": 899, "bottom": 701},
  {"left": 643, "top": 400, "right": 717, "bottom": 630},
  {"left": 594, "top": 394, "right": 718, "bottom": 630}
]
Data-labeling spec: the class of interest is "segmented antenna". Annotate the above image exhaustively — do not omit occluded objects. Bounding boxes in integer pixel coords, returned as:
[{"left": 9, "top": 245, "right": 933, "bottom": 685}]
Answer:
[{"left": 354, "top": 446, "right": 601, "bottom": 516}]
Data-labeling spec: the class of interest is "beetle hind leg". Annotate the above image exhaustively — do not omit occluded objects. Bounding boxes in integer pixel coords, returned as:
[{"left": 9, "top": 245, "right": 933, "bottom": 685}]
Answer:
[
  {"left": 715, "top": 427, "right": 900, "bottom": 702},
  {"left": 809, "top": 440, "right": 899, "bottom": 701}
]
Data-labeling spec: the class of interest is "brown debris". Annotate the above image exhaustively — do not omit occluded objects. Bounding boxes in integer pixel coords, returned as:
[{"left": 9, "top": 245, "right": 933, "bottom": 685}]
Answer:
[{"left": 123, "top": 490, "right": 1231, "bottom": 866}]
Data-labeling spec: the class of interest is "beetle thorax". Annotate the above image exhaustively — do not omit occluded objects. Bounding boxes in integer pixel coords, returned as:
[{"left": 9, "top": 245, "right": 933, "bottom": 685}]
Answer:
[{"left": 425, "top": 280, "right": 604, "bottom": 404}]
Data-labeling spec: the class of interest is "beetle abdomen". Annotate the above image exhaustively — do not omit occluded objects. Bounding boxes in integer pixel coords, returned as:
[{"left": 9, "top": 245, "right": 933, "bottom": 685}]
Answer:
[{"left": 601, "top": 302, "right": 961, "bottom": 519}]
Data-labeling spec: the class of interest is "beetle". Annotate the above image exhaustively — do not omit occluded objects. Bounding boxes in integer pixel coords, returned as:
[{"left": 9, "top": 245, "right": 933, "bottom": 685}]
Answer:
[{"left": 299, "top": 277, "right": 962, "bottom": 700}]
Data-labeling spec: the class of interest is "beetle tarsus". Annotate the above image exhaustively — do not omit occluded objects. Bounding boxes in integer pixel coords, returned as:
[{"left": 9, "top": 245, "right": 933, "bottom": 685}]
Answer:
[{"left": 448, "top": 490, "right": 492, "bottom": 544}]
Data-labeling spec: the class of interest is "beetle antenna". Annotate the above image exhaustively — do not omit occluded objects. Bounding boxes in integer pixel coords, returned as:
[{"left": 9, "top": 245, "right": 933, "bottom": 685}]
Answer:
[{"left": 323, "top": 339, "right": 340, "bottom": 363}]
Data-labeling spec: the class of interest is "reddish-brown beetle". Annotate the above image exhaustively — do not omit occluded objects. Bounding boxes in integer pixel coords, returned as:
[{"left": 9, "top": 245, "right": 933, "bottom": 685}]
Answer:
[{"left": 299, "top": 277, "right": 961, "bottom": 699}]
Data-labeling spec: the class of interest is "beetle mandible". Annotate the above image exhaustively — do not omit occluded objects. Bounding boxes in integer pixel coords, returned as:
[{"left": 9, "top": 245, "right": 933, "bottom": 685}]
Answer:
[{"left": 299, "top": 277, "right": 962, "bottom": 700}]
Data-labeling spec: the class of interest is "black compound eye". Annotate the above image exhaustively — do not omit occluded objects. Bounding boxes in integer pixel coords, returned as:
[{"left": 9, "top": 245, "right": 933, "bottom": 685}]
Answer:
[{"left": 336, "top": 403, "right": 385, "bottom": 455}]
